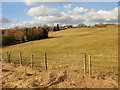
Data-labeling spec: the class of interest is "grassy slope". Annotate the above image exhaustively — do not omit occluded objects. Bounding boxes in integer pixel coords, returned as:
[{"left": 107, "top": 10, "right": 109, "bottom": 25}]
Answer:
[
  {"left": 2, "top": 25, "right": 118, "bottom": 55},
  {"left": 2, "top": 25, "right": 118, "bottom": 73}
]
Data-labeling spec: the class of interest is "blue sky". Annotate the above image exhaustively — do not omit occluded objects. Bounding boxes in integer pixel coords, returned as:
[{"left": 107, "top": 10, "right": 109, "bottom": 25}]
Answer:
[{"left": 1, "top": 2, "right": 119, "bottom": 29}]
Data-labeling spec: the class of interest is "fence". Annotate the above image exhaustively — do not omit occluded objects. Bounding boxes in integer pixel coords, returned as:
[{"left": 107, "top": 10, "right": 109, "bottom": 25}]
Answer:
[{"left": 1, "top": 52, "right": 118, "bottom": 76}]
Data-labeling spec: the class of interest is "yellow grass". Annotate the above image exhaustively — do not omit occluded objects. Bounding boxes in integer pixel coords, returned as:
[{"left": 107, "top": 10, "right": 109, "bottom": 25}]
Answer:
[
  {"left": 2, "top": 25, "right": 118, "bottom": 55},
  {"left": 2, "top": 25, "right": 118, "bottom": 75},
  {"left": 2, "top": 25, "right": 119, "bottom": 88}
]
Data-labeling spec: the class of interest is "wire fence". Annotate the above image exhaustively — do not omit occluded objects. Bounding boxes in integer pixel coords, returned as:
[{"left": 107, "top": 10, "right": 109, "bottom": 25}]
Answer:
[{"left": 1, "top": 52, "right": 118, "bottom": 76}]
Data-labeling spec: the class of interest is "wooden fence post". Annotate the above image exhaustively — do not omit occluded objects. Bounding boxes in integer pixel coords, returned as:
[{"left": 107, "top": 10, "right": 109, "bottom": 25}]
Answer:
[
  {"left": 44, "top": 53, "right": 48, "bottom": 71},
  {"left": 89, "top": 55, "right": 92, "bottom": 77},
  {"left": 7, "top": 52, "right": 11, "bottom": 63},
  {"left": 19, "top": 52, "right": 22, "bottom": 65},
  {"left": 31, "top": 55, "right": 33, "bottom": 69},
  {"left": 0, "top": 53, "right": 2, "bottom": 61},
  {"left": 7, "top": 51, "right": 9, "bottom": 62},
  {"left": 9, "top": 52, "right": 11, "bottom": 63},
  {"left": 83, "top": 53, "right": 87, "bottom": 75}
]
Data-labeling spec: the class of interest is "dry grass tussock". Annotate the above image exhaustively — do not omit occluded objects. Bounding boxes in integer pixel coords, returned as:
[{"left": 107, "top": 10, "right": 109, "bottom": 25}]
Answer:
[{"left": 2, "top": 61, "right": 118, "bottom": 88}]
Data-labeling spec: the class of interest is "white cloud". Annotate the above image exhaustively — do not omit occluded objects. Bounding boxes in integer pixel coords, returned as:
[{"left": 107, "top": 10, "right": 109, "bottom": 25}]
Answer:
[
  {"left": 68, "top": 7, "right": 88, "bottom": 14},
  {"left": 10, "top": 6, "right": 119, "bottom": 28},
  {"left": 23, "top": 0, "right": 40, "bottom": 5},
  {"left": 64, "top": 4, "right": 72, "bottom": 9},
  {"left": 83, "top": 6, "right": 119, "bottom": 23},
  {"left": 27, "top": 5, "right": 57, "bottom": 16},
  {"left": 10, "top": 13, "right": 84, "bottom": 28}
]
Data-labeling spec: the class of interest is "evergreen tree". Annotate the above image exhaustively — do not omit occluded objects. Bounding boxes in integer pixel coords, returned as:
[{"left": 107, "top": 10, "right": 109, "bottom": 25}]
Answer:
[{"left": 57, "top": 24, "right": 59, "bottom": 31}]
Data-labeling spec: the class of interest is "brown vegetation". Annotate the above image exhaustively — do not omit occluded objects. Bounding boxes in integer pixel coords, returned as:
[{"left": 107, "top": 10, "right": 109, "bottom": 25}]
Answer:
[{"left": 2, "top": 61, "right": 118, "bottom": 88}]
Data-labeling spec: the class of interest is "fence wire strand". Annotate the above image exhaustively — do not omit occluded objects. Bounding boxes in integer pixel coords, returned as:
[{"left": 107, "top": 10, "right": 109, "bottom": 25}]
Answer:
[{"left": 2, "top": 52, "right": 118, "bottom": 75}]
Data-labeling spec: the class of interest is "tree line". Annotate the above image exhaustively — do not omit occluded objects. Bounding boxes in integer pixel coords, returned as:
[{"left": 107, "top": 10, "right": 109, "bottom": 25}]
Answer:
[
  {"left": 1, "top": 23, "right": 110, "bottom": 46},
  {"left": 0, "top": 23, "right": 90, "bottom": 46},
  {"left": 2, "top": 26, "right": 48, "bottom": 46}
]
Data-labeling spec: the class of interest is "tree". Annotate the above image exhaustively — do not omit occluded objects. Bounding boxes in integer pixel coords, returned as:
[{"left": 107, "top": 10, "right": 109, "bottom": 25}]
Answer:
[
  {"left": 56, "top": 24, "right": 60, "bottom": 31},
  {"left": 42, "top": 25, "right": 50, "bottom": 31},
  {"left": 53, "top": 26, "right": 57, "bottom": 31},
  {"left": 26, "top": 28, "right": 34, "bottom": 41},
  {"left": 52, "top": 24, "right": 60, "bottom": 31},
  {"left": 13, "top": 30, "right": 25, "bottom": 43},
  {"left": 2, "top": 32, "right": 16, "bottom": 46}
]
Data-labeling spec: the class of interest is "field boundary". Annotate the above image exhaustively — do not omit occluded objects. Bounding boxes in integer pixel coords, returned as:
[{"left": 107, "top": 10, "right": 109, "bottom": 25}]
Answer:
[{"left": 1, "top": 52, "right": 118, "bottom": 77}]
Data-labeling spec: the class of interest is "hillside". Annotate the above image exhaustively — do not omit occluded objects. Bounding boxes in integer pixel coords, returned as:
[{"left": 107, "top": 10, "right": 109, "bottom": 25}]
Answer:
[
  {"left": 2, "top": 25, "right": 118, "bottom": 71},
  {"left": 2, "top": 25, "right": 118, "bottom": 55},
  {"left": 2, "top": 25, "right": 118, "bottom": 88}
]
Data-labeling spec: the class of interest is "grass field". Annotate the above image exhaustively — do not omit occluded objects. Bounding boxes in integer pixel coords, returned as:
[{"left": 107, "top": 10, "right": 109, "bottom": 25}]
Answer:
[
  {"left": 2, "top": 25, "right": 119, "bottom": 88},
  {"left": 2, "top": 25, "right": 118, "bottom": 54},
  {"left": 2, "top": 25, "right": 118, "bottom": 74}
]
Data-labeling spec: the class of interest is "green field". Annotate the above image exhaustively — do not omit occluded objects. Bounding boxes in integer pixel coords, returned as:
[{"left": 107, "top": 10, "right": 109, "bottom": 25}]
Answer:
[{"left": 2, "top": 25, "right": 118, "bottom": 74}]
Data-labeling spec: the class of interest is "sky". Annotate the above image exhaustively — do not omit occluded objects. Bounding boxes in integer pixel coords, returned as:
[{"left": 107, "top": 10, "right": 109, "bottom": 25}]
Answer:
[{"left": 0, "top": 1, "right": 119, "bottom": 29}]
